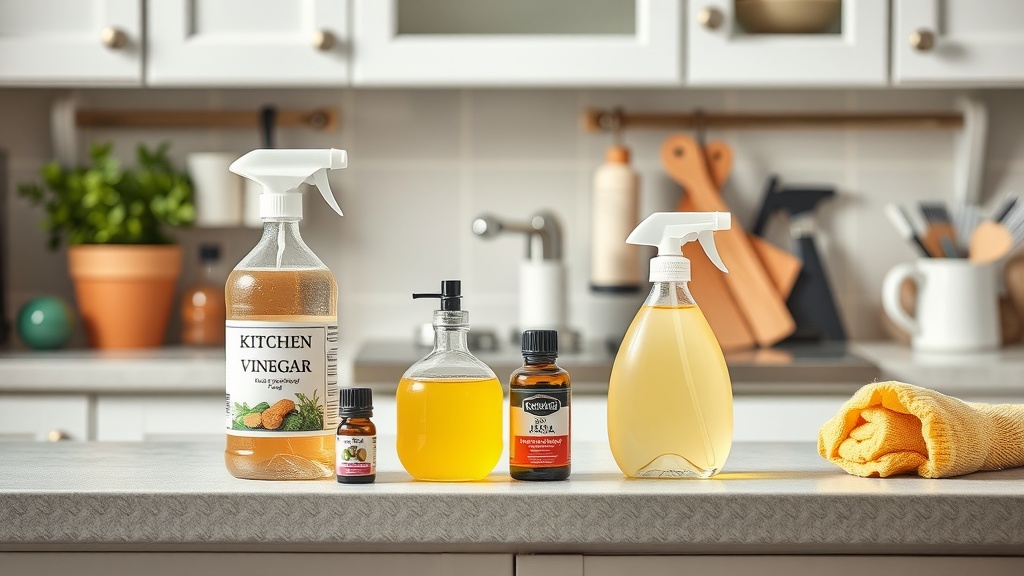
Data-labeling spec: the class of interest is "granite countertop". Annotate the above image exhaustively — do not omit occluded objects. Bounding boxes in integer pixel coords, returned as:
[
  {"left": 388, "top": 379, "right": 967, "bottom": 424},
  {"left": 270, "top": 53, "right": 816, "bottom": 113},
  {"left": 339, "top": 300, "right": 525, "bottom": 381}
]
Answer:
[
  {"left": 3, "top": 342, "right": 1024, "bottom": 398},
  {"left": 853, "top": 342, "right": 1024, "bottom": 396},
  {"left": 354, "top": 340, "right": 880, "bottom": 393},
  {"left": 0, "top": 341, "right": 881, "bottom": 395},
  {"left": 0, "top": 347, "right": 225, "bottom": 393},
  {"left": 2, "top": 440, "right": 1023, "bottom": 555}
]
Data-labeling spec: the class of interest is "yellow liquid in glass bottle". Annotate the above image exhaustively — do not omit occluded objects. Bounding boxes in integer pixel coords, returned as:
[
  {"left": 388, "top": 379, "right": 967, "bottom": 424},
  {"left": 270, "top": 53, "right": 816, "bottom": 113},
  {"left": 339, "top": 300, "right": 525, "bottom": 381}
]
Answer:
[
  {"left": 225, "top": 268, "right": 337, "bottom": 480},
  {"left": 397, "top": 377, "right": 503, "bottom": 481},
  {"left": 607, "top": 304, "right": 733, "bottom": 478}
]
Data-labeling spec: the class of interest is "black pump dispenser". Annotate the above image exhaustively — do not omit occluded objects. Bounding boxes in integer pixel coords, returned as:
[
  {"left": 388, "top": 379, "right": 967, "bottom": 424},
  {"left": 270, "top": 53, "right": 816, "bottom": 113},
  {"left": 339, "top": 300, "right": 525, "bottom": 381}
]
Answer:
[{"left": 412, "top": 280, "right": 463, "bottom": 311}]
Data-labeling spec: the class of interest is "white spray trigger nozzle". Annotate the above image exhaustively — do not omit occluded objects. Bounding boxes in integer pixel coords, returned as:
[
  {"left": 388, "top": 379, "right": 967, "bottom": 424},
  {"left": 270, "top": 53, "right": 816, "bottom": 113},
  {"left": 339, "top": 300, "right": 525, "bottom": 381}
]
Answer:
[
  {"left": 698, "top": 229, "right": 727, "bottom": 273},
  {"left": 310, "top": 169, "right": 343, "bottom": 216},
  {"left": 626, "top": 212, "right": 731, "bottom": 282},
  {"left": 230, "top": 148, "right": 347, "bottom": 220}
]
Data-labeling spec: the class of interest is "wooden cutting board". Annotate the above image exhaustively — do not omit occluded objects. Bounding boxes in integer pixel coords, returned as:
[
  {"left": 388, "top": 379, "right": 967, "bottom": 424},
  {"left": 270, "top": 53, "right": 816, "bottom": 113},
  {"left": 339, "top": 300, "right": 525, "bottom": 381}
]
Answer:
[
  {"left": 675, "top": 141, "right": 802, "bottom": 350},
  {"left": 678, "top": 142, "right": 755, "bottom": 351},
  {"left": 703, "top": 142, "right": 801, "bottom": 299},
  {"left": 662, "top": 134, "right": 795, "bottom": 346}
]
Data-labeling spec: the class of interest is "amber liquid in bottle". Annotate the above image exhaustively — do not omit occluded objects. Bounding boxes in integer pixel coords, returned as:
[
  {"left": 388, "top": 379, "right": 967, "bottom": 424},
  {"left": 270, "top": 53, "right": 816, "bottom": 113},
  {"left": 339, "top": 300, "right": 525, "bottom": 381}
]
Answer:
[{"left": 225, "top": 268, "right": 338, "bottom": 480}]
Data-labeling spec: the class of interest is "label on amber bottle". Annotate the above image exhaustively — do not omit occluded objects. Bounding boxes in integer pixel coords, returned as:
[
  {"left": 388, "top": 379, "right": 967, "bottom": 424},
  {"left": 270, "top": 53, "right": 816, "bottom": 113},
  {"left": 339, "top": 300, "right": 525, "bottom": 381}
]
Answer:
[
  {"left": 225, "top": 320, "right": 339, "bottom": 436},
  {"left": 510, "top": 387, "right": 570, "bottom": 468},
  {"left": 337, "top": 434, "right": 376, "bottom": 477}
]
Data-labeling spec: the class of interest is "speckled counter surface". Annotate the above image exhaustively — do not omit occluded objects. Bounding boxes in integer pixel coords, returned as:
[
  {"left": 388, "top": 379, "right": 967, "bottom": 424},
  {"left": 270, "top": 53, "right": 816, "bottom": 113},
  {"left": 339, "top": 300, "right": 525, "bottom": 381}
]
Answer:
[{"left": 2, "top": 440, "right": 1023, "bottom": 555}]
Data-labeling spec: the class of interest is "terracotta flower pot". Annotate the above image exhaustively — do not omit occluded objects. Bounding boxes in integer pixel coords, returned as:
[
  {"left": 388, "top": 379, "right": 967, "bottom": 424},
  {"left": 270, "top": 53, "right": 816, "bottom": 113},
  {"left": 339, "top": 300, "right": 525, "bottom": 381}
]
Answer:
[{"left": 68, "top": 245, "right": 182, "bottom": 349}]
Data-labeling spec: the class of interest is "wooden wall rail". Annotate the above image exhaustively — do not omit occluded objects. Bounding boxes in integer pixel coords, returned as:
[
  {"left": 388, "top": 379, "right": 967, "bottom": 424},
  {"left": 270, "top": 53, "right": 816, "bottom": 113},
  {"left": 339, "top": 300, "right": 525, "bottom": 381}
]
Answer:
[
  {"left": 583, "top": 108, "right": 964, "bottom": 132},
  {"left": 75, "top": 108, "right": 339, "bottom": 131}
]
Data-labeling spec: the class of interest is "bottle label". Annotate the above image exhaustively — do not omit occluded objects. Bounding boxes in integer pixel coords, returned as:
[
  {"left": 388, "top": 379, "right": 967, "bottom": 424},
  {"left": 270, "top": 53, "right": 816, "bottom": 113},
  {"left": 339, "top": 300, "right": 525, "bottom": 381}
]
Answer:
[
  {"left": 337, "top": 434, "right": 376, "bottom": 477},
  {"left": 510, "top": 387, "right": 570, "bottom": 468},
  {"left": 225, "top": 320, "right": 339, "bottom": 437}
]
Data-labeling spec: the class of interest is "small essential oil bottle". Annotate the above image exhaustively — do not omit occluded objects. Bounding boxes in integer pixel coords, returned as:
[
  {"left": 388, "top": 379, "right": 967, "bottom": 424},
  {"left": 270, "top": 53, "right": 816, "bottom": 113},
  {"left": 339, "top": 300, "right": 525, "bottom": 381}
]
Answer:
[
  {"left": 336, "top": 387, "right": 376, "bottom": 484},
  {"left": 509, "top": 330, "right": 571, "bottom": 481}
]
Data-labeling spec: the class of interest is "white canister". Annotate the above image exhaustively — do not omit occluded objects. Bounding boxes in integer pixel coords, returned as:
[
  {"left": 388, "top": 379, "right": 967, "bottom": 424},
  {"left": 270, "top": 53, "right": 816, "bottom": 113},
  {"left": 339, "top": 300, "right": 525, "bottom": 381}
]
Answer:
[
  {"left": 519, "top": 259, "right": 567, "bottom": 332},
  {"left": 187, "top": 153, "right": 243, "bottom": 228},
  {"left": 882, "top": 259, "right": 999, "bottom": 353}
]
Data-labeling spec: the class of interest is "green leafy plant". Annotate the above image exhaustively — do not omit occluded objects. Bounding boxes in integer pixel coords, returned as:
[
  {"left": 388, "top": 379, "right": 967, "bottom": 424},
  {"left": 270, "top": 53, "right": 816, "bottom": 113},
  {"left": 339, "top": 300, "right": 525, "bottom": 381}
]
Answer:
[{"left": 18, "top": 142, "right": 195, "bottom": 249}]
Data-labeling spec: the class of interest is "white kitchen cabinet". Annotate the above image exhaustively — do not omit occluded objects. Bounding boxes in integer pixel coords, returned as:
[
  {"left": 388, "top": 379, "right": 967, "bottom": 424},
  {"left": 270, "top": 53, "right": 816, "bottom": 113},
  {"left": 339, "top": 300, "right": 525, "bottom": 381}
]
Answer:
[
  {"left": 894, "top": 0, "right": 1024, "bottom": 85},
  {"left": 146, "top": 0, "right": 349, "bottom": 86},
  {"left": 95, "top": 394, "right": 223, "bottom": 441},
  {"left": 686, "top": 0, "right": 888, "bottom": 86},
  {"left": 352, "top": 0, "right": 681, "bottom": 86},
  {"left": 0, "top": 0, "right": 141, "bottom": 86},
  {"left": 0, "top": 394, "right": 89, "bottom": 442}
]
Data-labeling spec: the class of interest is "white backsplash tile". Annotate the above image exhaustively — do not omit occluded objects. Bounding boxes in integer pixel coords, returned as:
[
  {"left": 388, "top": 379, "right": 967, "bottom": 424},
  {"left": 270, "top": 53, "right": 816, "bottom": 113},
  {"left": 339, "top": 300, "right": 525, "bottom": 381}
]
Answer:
[
  {"left": 469, "top": 90, "right": 580, "bottom": 162},
  {"left": 4, "top": 87, "right": 1024, "bottom": 347},
  {"left": 333, "top": 167, "right": 462, "bottom": 296},
  {"left": 351, "top": 89, "right": 461, "bottom": 162}
]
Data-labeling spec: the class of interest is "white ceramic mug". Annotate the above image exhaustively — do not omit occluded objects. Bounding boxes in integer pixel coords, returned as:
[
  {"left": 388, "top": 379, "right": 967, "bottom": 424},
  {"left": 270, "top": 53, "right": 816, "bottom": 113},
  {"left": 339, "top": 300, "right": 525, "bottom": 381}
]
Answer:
[
  {"left": 187, "top": 152, "right": 243, "bottom": 227},
  {"left": 882, "top": 259, "right": 999, "bottom": 352}
]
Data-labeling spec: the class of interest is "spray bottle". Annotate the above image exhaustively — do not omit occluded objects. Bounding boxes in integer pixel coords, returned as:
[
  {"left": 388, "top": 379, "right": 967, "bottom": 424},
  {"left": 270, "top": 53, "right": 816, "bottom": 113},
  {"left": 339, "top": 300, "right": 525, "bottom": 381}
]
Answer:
[
  {"left": 607, "top": 212, "right": 734, "bottom": 478},
  {"left": 224, "top": 149, "right": 346, "bottom": 481}
]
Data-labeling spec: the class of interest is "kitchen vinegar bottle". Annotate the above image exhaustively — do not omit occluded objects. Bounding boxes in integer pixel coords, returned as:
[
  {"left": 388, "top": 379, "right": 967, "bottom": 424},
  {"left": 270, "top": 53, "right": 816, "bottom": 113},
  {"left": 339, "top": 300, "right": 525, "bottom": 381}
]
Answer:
[
  {"left": 224, "top": 149, "right": 347, "bottom": 480},
  {"left": 397, "top": 280, "right": 503, "bottom": 481},
  {"left": 607, "top": 212, "right": 734, "bottom": 478}
]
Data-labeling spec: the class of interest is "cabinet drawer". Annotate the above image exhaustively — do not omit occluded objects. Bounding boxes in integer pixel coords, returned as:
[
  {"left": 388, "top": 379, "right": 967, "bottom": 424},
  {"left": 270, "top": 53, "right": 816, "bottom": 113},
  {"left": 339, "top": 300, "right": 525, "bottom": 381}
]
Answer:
[
  {"left": 96, "top": 395, "right": 223, "bottom": 442},
  {"left": 0, "top": 394, "right": 89, "bottom": 441}
]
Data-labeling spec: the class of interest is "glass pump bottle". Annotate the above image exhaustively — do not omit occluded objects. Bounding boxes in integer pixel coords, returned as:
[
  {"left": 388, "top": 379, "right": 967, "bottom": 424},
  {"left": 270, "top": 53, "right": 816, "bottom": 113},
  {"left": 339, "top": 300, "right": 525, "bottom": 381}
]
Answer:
[{"left": 397, "top": 280, "right": 503, "bottom": 481}]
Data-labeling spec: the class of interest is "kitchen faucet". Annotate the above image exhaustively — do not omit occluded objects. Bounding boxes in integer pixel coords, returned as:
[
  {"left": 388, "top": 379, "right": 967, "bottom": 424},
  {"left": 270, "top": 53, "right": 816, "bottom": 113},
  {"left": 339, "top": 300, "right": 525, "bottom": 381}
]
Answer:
[{"left": 472, "top": 210, "right": 577, "bottom": 350}]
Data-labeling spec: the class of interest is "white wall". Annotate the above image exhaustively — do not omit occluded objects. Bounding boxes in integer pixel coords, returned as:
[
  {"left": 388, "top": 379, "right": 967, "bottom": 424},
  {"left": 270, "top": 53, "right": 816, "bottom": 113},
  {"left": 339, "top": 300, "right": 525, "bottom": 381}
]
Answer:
[{"left": 2, "top": 88, "right": 1023, "bottom": 357}]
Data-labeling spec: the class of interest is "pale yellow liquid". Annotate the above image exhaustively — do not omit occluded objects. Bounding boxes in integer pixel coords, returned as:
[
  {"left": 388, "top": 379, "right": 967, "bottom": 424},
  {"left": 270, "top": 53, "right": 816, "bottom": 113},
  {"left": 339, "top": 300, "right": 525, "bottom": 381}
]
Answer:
[
  {"left": 224, "top": 268, "right": 337, "bottom": 480},
  {"left": 607, "top": 304, "right": 733, "bottom": 478},
  {"left": 397, "top": 377, "right": 503, "bottom": 481}
]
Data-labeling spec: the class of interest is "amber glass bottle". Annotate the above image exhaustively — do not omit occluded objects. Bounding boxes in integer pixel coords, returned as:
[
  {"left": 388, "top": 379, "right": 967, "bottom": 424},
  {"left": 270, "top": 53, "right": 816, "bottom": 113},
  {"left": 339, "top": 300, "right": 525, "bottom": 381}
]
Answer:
[
  {"left": 182, "top": 243, "right": 225, "bottom": 346},
  {"left": 337, "top": 387, "right": 376, "bottom": 484},
  {"left": 509, "top": 330, "right": 571, "bottom": 481}
]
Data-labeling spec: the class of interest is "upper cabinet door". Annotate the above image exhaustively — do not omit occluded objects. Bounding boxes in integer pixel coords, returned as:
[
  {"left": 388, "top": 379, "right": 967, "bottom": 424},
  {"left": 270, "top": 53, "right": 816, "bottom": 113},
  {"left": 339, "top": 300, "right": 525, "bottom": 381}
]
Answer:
[
  {"left": 686, "top": 0, "right": 888, "bottom": 86},
  {"left": 894, "top": 0, "right": 1024, "bottom": 85},
  {"left": 0, "top": 0, "right": 141, "bottom": 86},
  {"left": 352, "top": 0, "right": 680, "bottom": 86},
  {"left": 147, "top": 0, "right": 349, "bottom": 86}
]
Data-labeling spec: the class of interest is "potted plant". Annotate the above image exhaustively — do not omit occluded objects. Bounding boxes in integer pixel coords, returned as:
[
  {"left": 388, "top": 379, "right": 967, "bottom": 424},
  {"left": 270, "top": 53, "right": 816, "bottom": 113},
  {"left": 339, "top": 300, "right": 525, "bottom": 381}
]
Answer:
[{"left": 18, "top": 142, "right": 195, "bottom": 349}]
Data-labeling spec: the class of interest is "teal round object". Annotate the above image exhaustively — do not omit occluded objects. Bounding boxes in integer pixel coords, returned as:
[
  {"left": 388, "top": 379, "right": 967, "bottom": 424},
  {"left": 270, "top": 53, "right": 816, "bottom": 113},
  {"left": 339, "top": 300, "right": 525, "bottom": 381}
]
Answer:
[{"left": 17, "top": 296, "right": 75, "bottom": 350}]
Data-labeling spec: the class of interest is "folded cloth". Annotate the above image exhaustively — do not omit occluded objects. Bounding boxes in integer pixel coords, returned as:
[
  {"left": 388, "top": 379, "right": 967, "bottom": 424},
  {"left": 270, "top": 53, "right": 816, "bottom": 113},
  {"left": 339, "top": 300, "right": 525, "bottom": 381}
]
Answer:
[{"left": 818, "top": 381, "right": 1024, "bottom": 478}]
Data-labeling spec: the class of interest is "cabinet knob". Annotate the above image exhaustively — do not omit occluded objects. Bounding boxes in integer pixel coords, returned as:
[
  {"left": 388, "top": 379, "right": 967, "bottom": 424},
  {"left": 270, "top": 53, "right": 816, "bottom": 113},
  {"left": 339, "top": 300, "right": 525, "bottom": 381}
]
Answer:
[
  {"left": 46, "top": 429, "right": 72, "bottom": 442},
  {"left": 698, "top": 7, "right": 725, "bottom": 30},
  {"left": 312, "top": 29, "right": 337, "bottom": 51},
  {"left": 909, "top": 29, "right": 935, "bottom": 52},
  {"left": 101, "top": 26, "right": 129, "bottom": 50}
]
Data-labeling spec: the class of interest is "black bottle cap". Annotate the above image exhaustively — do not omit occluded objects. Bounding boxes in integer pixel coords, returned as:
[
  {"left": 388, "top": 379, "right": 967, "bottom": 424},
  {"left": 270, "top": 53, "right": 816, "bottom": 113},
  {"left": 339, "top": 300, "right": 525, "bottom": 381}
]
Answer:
[
  {"left": 199, "top": 243, "right": 220, "bottom": 262},
  {"left": 522, "top": 330, "right": 558, "bottom": 356},
  {"left": 339, "top": 387, "right": 373, "bottom": 418},
  {"left": 412, "top": 279, "right": 463, "bottom": 311}
]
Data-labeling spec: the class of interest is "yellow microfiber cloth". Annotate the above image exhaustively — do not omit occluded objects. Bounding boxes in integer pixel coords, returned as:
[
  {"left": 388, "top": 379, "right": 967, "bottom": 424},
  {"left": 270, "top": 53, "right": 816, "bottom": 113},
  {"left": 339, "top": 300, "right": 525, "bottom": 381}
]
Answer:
[{"left": 818, "top": 381, "right": 1024, "bottom": 478}]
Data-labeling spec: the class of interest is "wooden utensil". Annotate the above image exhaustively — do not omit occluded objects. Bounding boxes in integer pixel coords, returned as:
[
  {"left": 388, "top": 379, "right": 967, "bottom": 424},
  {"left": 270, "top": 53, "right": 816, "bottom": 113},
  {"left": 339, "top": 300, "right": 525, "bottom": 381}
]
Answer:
[
  {"left": 677, "top": 142, "right": 756, "bottom": 351},
  {"left": 920, "top": 203, "right": 959, "bottom": 257},
  {"left": 1003, "top": 254, "right": 1024, "bottom": 321},
  {"left": 662, "top": 134, "right": 795, "bottom": 346},
  {"left": 969, "top": 221, "right": 1013, "bottom": 264},
  {"left": 1000, "top": 296, "right": 1022, "bottom": 345},
  {"left": 703, "top": 142, "right": 802, "bottom": 298},
  {"left": 880, "top": 277, "right": 917, "bottom": 345}
]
